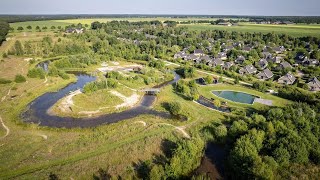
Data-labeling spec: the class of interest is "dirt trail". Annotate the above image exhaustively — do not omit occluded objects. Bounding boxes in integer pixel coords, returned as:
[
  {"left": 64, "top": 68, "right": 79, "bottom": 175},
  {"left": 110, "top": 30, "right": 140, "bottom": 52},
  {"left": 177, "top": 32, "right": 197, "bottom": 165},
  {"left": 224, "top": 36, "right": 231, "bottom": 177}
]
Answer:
[
  {"left": 38, "top": 134, "right": 48, "bottom": 140},
  {"left": 1, "top": 85, "right": 14, "bottom": 102},
  {"left": 157, "top": 123, "right": 190, "bottom": 138},
  {"left": 110, "top": 90, "right": 140, "bottom": 109},
  {"left": 135, "top": 121, "right": 147, "bottom": 126},
  {"left": 58, "top": 90, "right": 82, "bottom": 113},
  {"left": 0, "top": 116, "right": 10, "bottom": 139}
]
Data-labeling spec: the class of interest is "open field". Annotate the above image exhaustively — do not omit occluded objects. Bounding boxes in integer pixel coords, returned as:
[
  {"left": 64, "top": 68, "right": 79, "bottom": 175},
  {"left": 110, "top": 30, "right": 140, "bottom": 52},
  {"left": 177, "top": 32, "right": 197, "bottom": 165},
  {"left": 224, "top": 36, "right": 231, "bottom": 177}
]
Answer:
[
  {"left": 180, "top": 23, "right": 320, "bottom": 37},
  {"left": 9, "top": 21, "right": 72, "bottom": 32}
]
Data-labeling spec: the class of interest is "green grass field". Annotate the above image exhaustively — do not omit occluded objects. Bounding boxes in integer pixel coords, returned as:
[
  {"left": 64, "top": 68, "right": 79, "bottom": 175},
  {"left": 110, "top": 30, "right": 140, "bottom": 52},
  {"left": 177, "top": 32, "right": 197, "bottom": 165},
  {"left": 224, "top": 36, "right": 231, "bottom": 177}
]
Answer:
[
  {"left": 9, "top": 21, "right": 72, "bottom": 32},
  {"left": 180, "top": 23, "right": 320, "bottom": 37}
]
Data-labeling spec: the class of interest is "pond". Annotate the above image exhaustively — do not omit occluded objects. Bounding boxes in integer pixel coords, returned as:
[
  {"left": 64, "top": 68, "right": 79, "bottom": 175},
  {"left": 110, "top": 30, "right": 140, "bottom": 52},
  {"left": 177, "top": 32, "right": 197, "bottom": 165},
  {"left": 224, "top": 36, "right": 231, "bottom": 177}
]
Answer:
[{"left": 212, "top": 90, "right": 256, "bottom": 105}]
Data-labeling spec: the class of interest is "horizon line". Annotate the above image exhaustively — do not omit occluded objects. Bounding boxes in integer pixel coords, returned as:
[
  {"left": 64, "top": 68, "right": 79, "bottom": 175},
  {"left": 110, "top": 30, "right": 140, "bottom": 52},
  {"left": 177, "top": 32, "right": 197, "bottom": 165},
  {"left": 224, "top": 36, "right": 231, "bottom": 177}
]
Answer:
[{"left": 0, "top": 14, "right": 320, "bottom": 17}]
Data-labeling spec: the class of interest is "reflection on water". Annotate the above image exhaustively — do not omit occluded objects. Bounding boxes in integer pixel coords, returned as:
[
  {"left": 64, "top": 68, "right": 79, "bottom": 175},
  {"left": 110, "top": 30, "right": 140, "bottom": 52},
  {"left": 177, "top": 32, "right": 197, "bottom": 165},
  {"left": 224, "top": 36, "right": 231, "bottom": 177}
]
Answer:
[{"left": 213, "top": 90, "right": 256, "bottom": 104}]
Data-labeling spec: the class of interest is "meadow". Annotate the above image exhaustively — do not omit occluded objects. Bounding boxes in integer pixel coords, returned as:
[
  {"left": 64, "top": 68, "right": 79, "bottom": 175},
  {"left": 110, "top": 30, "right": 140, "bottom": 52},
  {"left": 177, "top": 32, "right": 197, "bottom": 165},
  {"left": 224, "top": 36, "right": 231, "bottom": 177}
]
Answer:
[{"left": 180, "top": 23, "right": 320, "bottom": 37}]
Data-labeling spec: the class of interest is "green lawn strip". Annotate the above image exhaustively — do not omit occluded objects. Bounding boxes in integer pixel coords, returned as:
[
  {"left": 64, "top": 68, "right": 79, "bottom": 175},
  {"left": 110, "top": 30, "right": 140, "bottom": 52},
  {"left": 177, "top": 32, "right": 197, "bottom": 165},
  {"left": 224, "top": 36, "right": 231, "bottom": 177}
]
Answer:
[{"left": 0, "top": 126, "right": 171, "bottom": 179}]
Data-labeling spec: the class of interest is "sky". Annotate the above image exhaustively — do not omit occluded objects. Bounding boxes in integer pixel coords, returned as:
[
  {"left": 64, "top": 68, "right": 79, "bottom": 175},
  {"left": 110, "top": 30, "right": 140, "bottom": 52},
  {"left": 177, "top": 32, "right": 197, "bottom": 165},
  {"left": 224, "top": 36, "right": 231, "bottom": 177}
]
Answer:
[{"left": 1, "top": 0, "right": 320, "bottom": 16}]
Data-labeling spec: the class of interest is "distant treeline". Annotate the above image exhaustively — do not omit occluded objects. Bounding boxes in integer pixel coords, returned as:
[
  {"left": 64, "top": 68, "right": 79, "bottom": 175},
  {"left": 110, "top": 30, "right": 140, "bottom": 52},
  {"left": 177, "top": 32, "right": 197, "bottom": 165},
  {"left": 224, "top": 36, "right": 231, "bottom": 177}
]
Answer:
[
  {"left": 0, "top": 21, "right": 9, "bottom": 45},
  {"left": 1, "top": 15, "right": 320, "bottom": 24},
  {"left": 250, "top": 16, "right": 320, "bottom": 24}
]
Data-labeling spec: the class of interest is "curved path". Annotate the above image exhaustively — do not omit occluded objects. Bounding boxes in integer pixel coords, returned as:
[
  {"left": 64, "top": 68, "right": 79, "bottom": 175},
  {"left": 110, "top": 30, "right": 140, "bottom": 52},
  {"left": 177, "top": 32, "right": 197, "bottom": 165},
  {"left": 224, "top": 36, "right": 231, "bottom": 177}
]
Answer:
[
  {"left": 0, "top": 116, "right": 10, "bottom": 139},
  {"left": 22, "top": 73, "right": 181, "bottom": 128}
]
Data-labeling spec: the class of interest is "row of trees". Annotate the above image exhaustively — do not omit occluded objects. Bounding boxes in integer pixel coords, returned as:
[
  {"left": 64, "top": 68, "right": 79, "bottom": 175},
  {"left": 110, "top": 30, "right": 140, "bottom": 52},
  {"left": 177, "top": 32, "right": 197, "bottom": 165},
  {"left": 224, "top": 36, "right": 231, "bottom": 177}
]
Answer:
[{"left": 0, "top": 21, "right": 9, "bottom": 45}]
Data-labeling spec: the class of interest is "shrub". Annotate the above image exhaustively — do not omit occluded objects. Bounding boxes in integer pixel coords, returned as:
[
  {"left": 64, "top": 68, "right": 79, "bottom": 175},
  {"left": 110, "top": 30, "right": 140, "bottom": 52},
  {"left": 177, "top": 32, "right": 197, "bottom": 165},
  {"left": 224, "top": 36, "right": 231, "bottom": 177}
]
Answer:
[
  {"left": 167, "top": 102, "right": 181, "bottom": 115},
  {"left": 0, "top": 78, "right": 12, "bottom": 84},
  {"left": 14, "top": 74, "right": 26, "bottom": 83},
  {"left": 58, "top": 71, "right": 69, "bottom": 80},
  {"left": 213, "top": 99, "right": 221, "bottom": 107},
  {"left": 83, "top": 79, "right": 118, "bottom": 94},
  {"left": 106, "top": 71, "right": 124, "bottom": 80},
  {"left": 27, "top": 68, "right": 45, "bottom": 79}
]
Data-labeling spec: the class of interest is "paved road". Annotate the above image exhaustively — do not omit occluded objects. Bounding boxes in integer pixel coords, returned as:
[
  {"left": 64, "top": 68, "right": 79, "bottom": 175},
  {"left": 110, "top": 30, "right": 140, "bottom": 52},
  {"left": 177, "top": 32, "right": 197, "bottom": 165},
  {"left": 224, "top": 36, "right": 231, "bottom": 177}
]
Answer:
[{"left": 163, "top": 60, "right": 253, "bottom": 86}]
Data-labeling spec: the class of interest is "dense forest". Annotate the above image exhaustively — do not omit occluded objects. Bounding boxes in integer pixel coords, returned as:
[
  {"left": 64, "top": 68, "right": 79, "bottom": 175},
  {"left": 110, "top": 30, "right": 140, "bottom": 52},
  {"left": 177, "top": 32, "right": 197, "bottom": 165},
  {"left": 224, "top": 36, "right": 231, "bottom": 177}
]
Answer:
[
  {"left": 0, "top": 21, "right": 9, "bottom": 45},
  {"left": 201, "top": 101, "right": 320, "bottom": 179}
]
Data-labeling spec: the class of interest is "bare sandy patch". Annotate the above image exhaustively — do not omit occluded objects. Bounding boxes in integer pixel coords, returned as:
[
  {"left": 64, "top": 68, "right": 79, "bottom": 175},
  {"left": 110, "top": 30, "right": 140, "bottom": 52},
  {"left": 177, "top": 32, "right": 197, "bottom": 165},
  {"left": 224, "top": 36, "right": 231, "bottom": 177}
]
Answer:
[{"left": 110, "top": 90, "right": 140, "bottom": 109}]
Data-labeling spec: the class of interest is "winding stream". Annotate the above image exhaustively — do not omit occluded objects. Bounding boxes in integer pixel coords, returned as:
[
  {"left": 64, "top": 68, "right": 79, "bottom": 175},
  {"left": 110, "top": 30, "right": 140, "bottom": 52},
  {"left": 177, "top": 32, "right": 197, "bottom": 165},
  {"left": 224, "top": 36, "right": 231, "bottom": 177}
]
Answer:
[{"left": 21, "top": 71, "right": 180, "bottom": 128}]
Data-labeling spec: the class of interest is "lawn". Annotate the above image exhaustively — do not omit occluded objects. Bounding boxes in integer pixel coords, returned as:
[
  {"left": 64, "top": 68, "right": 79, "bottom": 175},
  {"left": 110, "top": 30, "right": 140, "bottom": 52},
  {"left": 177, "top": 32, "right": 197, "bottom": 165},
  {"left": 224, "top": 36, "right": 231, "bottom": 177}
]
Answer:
[
  {"left": 198, "top": 83, "right": 291, "bottom": 110},
  {"left": 180, "top": 23, "right": 320, "bottom": 38}
]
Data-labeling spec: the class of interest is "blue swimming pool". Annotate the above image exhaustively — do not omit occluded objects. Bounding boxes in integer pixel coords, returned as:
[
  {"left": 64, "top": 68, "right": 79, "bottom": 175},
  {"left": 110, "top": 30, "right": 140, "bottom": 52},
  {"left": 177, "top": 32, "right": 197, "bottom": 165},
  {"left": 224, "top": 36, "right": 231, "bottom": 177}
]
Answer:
[{"left": 212, "top": 91, "right": 256, "bottom": 104}]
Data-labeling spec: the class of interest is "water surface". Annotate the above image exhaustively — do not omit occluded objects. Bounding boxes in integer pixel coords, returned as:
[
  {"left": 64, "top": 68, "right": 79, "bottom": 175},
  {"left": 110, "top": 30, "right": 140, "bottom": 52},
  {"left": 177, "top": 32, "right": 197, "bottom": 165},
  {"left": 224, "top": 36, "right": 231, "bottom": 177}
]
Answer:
[{"left": 213, "top": 90, "right": 256, "bottom": 104}]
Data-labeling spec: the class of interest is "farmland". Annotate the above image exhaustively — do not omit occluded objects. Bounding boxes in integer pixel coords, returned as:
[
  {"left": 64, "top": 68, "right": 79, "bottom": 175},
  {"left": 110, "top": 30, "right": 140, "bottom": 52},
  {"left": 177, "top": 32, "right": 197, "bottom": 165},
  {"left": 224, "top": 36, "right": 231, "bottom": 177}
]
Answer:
[{"left": 180, "top": 23, "right": 320, "bottom": 37}]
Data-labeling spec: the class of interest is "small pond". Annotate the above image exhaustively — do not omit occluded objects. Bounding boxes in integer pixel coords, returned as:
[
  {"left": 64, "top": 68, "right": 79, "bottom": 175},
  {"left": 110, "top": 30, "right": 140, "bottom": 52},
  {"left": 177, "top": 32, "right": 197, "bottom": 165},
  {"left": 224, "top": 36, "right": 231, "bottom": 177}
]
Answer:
[{"left": 212, "top": 90, "right": 256, "bottom": 105}]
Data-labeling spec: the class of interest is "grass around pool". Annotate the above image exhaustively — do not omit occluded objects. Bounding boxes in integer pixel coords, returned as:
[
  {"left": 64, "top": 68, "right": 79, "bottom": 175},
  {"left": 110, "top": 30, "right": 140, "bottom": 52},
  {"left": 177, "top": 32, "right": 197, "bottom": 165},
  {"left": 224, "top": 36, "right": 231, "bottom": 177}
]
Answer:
[{"left": 198, "top": 84, "right": 291, "bottom": 110}]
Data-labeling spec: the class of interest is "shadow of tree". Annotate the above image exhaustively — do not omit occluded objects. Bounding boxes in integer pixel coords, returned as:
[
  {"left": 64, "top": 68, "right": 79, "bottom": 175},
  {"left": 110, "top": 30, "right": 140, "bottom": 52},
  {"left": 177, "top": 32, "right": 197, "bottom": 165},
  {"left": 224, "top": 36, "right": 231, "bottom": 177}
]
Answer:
[{"left": 92, "top": 168, "right": 112, "bottom": 180}]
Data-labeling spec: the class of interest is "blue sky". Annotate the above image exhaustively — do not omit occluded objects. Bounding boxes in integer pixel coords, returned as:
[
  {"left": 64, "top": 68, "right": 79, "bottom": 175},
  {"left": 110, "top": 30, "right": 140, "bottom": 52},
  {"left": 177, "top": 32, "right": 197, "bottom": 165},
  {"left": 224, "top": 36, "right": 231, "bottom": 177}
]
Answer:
[{"left": 1, "top": 0, "right": 320, "bottom": 16}]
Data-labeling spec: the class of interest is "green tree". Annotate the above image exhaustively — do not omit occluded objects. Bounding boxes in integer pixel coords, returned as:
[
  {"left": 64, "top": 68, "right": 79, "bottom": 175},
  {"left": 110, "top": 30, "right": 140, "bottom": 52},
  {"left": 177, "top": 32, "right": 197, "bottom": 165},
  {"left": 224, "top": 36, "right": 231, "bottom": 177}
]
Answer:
[
  {"left": 204, "top": 75, "right": 213, "bottom": 84},
  {"left": 36, "top": 26, "right": 40, "bottom": 31},
  {"left": 26, "top": 25, "right": 32, "bottom": 31},
  {"left": 14, "top": 40, "right": 24, "bottom": 55},
  {"left": 213, "top": 99, "right": 221, "bottom": 107},
  {"left": 149, "top": 165, "right": 166, "bottom": 180},
  {"left": 167, "top": 102, "right": 181, "bottom": 115},
  {"left": 14, "top": 74, "right": 26, "bottom": 83},
  {"left": 17, "top": 26, "right": 24, "bottom": 31},
  {"left": 234, "top": 77, "right": 240, "bottom": 84}
]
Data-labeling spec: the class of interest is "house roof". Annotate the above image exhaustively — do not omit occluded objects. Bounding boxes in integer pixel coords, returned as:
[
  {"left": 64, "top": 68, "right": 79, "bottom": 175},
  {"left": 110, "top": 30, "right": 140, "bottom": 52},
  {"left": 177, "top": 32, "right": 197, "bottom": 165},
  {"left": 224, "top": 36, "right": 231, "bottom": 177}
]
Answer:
[
  {"left": 223, "top": 61, "right": 234, "bottom": 68},
  {"left": 245, "top": 65, "right": 257, "bottom": 74},
  {"left": 279, "top": 73, "right": 296, "bottom": 84},
  {"left": 257, "top": 68, "right": 274, "bottom": 79},
  {"left": 213, "top": 58, "right": 224, "bottom": 65},
  {"left": 188, "top": 54, "right": 198, "bottom": 60},
  {"left": 145, "top": 34, "right": 157, "bottom": 39},
  {"left": 308, "top": 77, "right": 320, "bottom": 88},
  {"left": 262, "top": 52, "right": 272, "bottom": 58},
  {"left": 235, "top": 56, "right": 245, "bottom": 63},
  {"left": 280, "top": 61, "right": 292, "bottom": 69},
  {"left": 243, "top": 46, "right": 252, "bottom": 51},
  {"left": 273, "top": 46, "right": 285, "bottom": 52},
  {"left": 240, "top": 65, "right": 257, "bottom": 74},
  {"left": 194, "top": 49, "right": 204, "bottom": 54},
  {"left": 258, "top": 59, "right": 268, "bottom": 67},
  {"left": 201, "top": 55, "right": 212, "bottom": 61},
  {"left": 217, "top": 52, "right": 227, "bottom": 59}
]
